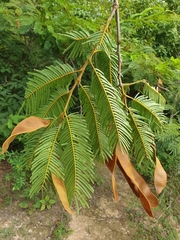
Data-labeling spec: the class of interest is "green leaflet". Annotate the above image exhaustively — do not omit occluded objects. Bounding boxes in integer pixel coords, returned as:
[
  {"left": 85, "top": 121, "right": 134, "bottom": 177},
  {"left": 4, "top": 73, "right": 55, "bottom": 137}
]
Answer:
[
  {"left": 86, "top": 31, "right": 114, "bottom": 56},
  {"left": 59, "top": 113, "right": 94, "bottom": 208},
  {"left": 91, "top": 67, "right": 132, "bottom": 153},
  {"left": 63, "top": 28, "right": 90, "bottom": 59},
  {"left": 63, "top": 29, "right": 115, "bottom": 60},
  {"left": 39, "top": 88, "right": 70, "bottom": 118},
  {"left": 30, "top": 126, "right": 64, "bottom": 197},
  {"left": 143, "top": 82, "right": 166, "bottom": 107},
  {"left": 79, "top": 85, "right": 111, "bottom": 160},
  {"left": 21, "top": 128, "right": 46, "bottom": 167},
  {"left": 93, "top": 51, "right": 119, "bottom": 87},
  {"left": 131, "top": 94, "right": 166, "bottom": 133},
  {"left": 25, "top": 62, "right": 76, "bottom": 115},
  {"left": 128, "top": 108, "right": 155, "bottom": 165}
]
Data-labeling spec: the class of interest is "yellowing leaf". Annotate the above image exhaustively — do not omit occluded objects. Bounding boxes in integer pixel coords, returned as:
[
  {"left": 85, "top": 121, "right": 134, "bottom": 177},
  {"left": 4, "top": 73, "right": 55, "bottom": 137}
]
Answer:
[
  {"left": 106, "top": 155, "right": 118, "bottom": 201},
  {"left": 51, "top": 173, "right": 73, "bottom": 214},
  {"left": 154, "top": 157, "right": 167, "bottom": 195},
  {"left": 1, "top": 116, "right": 50, "bottom": 154},
  {"left": 115, "top": 143, "right": 158, "bottom": 217}
]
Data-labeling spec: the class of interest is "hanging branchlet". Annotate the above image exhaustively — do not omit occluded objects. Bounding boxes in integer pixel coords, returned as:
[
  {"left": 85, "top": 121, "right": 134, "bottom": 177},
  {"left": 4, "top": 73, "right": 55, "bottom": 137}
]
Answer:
[{"left": 1, "top": 0, "right": 167, "bottom": 217}]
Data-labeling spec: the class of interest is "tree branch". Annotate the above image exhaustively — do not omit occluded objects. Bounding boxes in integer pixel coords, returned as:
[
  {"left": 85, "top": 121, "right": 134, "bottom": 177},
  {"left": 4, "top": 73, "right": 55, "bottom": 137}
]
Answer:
[
  {"left": 62, "top": 2, "right": 120, "bottom": 118},
  {"left": 114, "top": 0, "right": 122, "bottom": 88}
]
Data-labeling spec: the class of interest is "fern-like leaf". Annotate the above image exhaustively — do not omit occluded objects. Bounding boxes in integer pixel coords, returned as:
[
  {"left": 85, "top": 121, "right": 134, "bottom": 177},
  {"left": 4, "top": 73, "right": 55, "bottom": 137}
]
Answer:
[
  {"left": 30, "top": 126, "right": 64, "bottom": 197},
  {"left": 93, "top": 51, "right": 119, "bottom": 87},
  {"left": 59, "top": 113, "right": 94, "bottom": 207},
  {"left": 91, "top": 67, "right": 132, "bottom": 153},
  {"left": 86, "top": 31, "right": 114, "bottom": 57},
  {"left": 142, "top": 81, "right": 166, "bottom": 107},
  {"left": 131, "top": 94, "right": 165, "bottom": 133},
  {"left": 21, "top": 128, "right": 46, "bottom": 167},
  {"left": 38, "top": 88, "right": 70, "bottom": 118},
  {"left": 156, "top": 123, "right": 180, "bottom": 142},
  {"left": 79, "top": 85, "right": 111, "bottom": 160},
  {"left": 26, "top": 63, "right": 76, "bottom": 114},
  {"left": 128, "top": 108, "right": 155, "bottom": 165},
  {"left": 63, "top": 28, "right": 90, "bottom": 59}
]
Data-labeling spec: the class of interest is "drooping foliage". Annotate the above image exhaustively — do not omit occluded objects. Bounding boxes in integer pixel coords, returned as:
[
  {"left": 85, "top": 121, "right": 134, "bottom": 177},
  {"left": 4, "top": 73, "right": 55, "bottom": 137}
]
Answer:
[{"left": 1, "top": 1, "right": 168, "bottom": 217}]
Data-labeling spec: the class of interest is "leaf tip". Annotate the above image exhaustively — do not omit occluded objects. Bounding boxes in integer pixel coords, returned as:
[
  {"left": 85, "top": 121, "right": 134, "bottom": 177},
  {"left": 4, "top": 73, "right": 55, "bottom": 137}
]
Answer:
[
  {"left": 154, "top": 157, "right": 167, "bottom": 195},
  {"left": 51, "top": 173, "right": 73, "bottom": 214}
]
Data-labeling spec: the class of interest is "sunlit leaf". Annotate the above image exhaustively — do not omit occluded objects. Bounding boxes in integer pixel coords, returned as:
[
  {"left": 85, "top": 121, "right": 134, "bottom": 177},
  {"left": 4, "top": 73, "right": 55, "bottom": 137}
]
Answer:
[
  {"left": 51, "top": 173, "right": 73, "bottom": 214},
  {"left": 1, "top": 116, "right": 50, "bottom": 154},
  {"left": 154, "top": 157, "right": 167, "bottom": 195}
]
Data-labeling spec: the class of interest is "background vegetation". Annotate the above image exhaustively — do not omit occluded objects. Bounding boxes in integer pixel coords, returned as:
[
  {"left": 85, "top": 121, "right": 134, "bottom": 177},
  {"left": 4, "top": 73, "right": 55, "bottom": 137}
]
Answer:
[{"left": 0, "top": 0, "right": 180, "bottom": 237}]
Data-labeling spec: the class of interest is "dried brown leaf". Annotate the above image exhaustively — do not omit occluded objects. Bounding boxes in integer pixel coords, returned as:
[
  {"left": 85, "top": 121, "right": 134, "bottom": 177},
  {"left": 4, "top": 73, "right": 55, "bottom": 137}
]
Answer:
[
  {"left": 132, "top": 167, "right": 158, "bottom": 208},
  {"left": 51, "top": 173, "right": 73, "bottom": 214},
  {"left": 106, "top": 155, "right": 118, "bottom": 201},
  {"left": 115, "top": 143, "right": 158, "bottom": 217},
  {"left": 116, "top": 160, "right": 139, "bottom": 197},
  {"left": 154, "top": 157, "right": 167, "bottom": 195},
  {"left": 1, "top": 116, "right": 50, "bottom": 154}
]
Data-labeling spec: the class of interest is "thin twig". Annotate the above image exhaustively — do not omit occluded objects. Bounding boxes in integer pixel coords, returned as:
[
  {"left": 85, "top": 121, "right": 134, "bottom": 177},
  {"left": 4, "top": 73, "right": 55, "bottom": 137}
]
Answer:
[
  {"left": 70, "top": 59, "right": 82, "bottom": 114},
  {"left": 101, "top": 2, "right": 118, "bottom": 36},
  {"left": 157, "top": 85, "right": 169, "bottom": 92},
  {"left": 61, "top": 2, "right": 119, "bottom": 118},
  {"left": 170, "top": 110, "right": 180, "bottom": 119},
  {"left": 0, "top": 76, "right": 8, "bottom": 86},
  {"left": 114, "top": 0, "right": 122, "bottom": 88}
]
